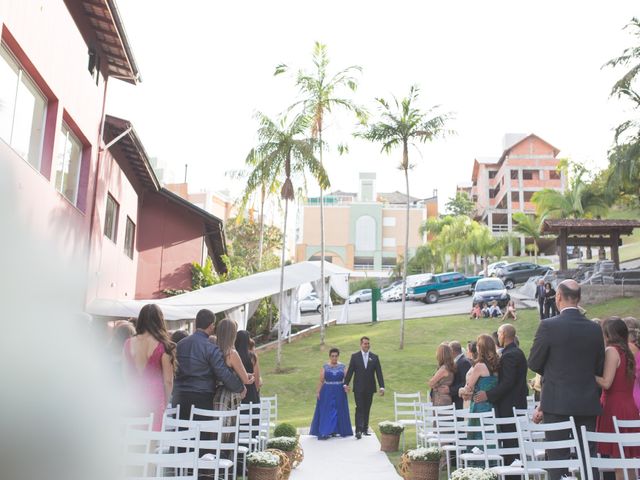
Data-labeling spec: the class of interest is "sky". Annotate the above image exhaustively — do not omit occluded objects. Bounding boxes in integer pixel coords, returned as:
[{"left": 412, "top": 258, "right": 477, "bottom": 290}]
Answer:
[{"left": 107, "top": 0, "right": 639, "bottom": 211}]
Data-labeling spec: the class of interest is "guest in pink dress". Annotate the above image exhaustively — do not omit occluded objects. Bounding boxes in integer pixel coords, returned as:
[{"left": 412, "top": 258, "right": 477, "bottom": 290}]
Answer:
[
  {"left": 622, "top": 316, "right": 640, "bottom": 411},
  {"left": 123, "top": 304, "right": 176, "bottom": 431}
]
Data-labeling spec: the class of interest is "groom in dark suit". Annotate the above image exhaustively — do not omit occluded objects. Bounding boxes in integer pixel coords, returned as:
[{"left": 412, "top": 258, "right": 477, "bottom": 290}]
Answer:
[
  {"left": 344, "top": 336, "right": 385, "bottom": 439},
  {"left": 528, "top": 280, "right": 605, "bottom": 480}
]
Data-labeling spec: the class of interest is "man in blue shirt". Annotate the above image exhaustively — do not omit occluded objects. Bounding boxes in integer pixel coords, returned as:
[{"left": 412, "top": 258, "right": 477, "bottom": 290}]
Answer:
[{"left": 172, "top": 309, "right": 245, "bottom": 419}]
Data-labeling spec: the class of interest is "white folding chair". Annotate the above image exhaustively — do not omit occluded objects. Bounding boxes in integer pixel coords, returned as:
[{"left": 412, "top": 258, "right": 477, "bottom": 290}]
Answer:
[
  {"left": 516, "top": 416, "right": 585, "bottom": 480},
  {"left": 613, "top": 416, "right": 640, "bottom": 433},
  {"left": 485, "top": 415, "right": 525, "bottom": 480},
  {"left": 580, "top": 426, "right": 640, "bottom": 480},
  {"left": 124, "top": 427, "right": 200, "bottom": 479},
  {"left": 394, "top": 392, "right": 422, "bottom": 451},
  {"left": 161, "top": 405, "right": 181, "bottom": 432},
  {"left": 423, "top": 404, "right": 456, "bottom": 478},
  {"left": 455, "top": 410, "right": 500, "bottom": 469},
  {"left": 258, "top": 399, "right": 273, "bottom": 450},
  {"left": 122, "top": 413, "right": 154, "bottom": 432},
  {"left": 238, "top": 403, "right": 263, "bottom": 477},
  {"left": 189, "top": 407, "right": 238, "bottom": 480},
  {"left": 261, "top": 395, "right": 278, "bottom": 434}
]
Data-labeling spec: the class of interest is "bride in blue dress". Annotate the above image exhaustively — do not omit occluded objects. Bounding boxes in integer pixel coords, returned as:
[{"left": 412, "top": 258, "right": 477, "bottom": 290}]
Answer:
[{"left": 310, "top": 348, "right": 353, "bottom": 439}]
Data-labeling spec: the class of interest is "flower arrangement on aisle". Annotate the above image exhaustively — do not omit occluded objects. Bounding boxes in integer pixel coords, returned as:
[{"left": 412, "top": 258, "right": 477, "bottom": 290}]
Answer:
[
  {"left": 378, "top": 421, "right": 405, "bottom": 452},
  {"left": 399, "top": 447, "right": 443, "bottom": 480},
  {"left": 450, "top": 467, "right": 498, "bottom": 480},
  {"left": 266, "top": 435, "right": 304, "bottom": 472},
  {"left": 247, "top": 451, "right": 280, "bottom": 480}
]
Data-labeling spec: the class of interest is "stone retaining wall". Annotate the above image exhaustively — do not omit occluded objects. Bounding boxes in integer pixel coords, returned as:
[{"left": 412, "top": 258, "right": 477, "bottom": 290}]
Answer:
[{"left": 581, "top": 284, "right": 640, "bottom": 305}]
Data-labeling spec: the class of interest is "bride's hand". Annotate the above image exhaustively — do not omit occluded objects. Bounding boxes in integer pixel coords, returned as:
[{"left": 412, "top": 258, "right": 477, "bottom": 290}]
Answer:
[{"left": 246, "top": 374, "right": 255, "bottom": 384}]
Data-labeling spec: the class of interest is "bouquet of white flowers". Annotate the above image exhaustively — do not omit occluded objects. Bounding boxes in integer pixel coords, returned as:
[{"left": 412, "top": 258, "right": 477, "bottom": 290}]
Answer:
[
  {"left": 407, "top": 446, "right": 443, "bottom": 462},
  {"left": 266, "top": 436, "right": 298, "bottom": 452},
  {"left": 378, "top": 421, "right": 405, "bottom": 435},
  {"left": 451, "top": 467, "right": 498, "bottom": 480},
  {"left": 247, "top": 451, "right": 280, "bottom": 468}
]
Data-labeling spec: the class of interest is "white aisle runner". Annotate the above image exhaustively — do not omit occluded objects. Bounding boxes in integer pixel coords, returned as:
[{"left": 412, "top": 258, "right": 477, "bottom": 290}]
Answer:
[{"left": 289, "top": 434, "right": 403, "bottom": 480}]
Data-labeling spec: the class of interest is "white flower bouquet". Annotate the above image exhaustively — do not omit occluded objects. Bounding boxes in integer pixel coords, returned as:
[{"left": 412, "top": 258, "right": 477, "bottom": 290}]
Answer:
[
  {"left": 266, "top": 436, "right": 298, "bottom": 452},
  {"left": 378, "top": 421, "right": 405, "bottom": 435},
  {"left": 407, "top": 446, "right": 443, "bottom": 462},
  {"left": 247, "top": 451, "right": 280, "bottom": 468},
  {"left": 451, "top": 467, "right": 498, "bottom": 480}
]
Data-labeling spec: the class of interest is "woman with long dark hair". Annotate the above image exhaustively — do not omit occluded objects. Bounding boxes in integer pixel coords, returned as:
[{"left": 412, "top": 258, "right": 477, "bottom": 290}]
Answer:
[
  {"left": 122, "top": 304, "right": 176, "bottom": 431},
  {"left": 596, "top": 317, "right": 640, "bottom": 475},
  {"left": 235, "top": 331, "right": 260, "bottom": 404},
  {"left": 623, "top": 317, "right": 640, "bottom": 411}
]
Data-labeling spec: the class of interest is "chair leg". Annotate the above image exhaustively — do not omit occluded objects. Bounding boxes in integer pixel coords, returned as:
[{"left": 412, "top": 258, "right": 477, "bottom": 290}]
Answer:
[{"left": 446, "top": 450, "right": 452, "bottom": 479}]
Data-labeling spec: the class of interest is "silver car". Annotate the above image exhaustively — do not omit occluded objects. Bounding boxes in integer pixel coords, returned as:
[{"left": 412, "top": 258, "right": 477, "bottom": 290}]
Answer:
[{"left": 349, "top": 289, "right": 372, "bottom": 303}]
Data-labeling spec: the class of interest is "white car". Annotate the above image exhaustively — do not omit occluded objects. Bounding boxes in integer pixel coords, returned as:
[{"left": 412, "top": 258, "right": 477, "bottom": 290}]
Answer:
[
  {"left": 299, "top": 294, "right": 321, "bottom": 313},
  {"left": 487, "top": 261, "right": 508, "bottom": 277},
  {"left": 382, "top": 285, "right": 403, "bottom": 302}
]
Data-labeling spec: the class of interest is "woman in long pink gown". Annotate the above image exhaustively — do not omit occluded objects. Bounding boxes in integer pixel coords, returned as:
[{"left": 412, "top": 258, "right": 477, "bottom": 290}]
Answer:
[
  {"left": 622, "top": 317, "right": 640, "bottom": 411},
  {"left": 123, "top": 304, "right": 176, "bottom": 431}
]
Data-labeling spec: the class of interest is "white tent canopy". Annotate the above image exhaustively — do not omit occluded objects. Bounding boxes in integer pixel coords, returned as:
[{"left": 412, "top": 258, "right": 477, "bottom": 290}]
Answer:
[{"left": 87, "top": 261, "right": 352, "bottom": 328}]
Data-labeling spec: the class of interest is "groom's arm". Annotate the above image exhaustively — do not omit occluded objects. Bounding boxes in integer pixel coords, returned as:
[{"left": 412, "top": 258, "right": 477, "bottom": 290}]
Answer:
[
  {"left": 375, "top": 356, "right": 384, "bottom": 390},
  {"left": 344, "top": 354, "right": 355, "bottom": 386}
]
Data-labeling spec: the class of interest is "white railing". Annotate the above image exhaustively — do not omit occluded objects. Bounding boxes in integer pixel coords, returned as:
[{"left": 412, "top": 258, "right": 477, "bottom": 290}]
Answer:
[{"left": 491, "top": 224, "right": 510, "bottom": 233}]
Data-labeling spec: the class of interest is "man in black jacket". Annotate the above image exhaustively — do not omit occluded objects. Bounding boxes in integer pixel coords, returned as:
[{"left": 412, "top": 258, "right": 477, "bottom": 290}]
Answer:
[
  {"left": 172, "top": 309, "right": 246, "bottom": 420},
  {"left": 528, "top": 280, "right": 605, "bottom": 480},
  {"left": 344, "top": 336, "right": 385, "bottom": 439},
  {"left": 474, "top": 324, "right": 527, "bottom": 471},
  {"left": 449, "top": 341, "right": 472, "bottom": 410},
  {"left": 534, "top": 279, "right": 546, "bottom": 320}
]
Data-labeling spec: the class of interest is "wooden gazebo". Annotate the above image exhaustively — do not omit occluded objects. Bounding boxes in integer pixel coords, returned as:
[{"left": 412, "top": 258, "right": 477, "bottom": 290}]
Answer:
[{"left": 541, "top": 219, "right": 640, "bottom": 271}]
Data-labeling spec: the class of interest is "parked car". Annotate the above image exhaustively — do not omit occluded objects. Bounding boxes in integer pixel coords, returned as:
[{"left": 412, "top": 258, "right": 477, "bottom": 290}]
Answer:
[
  {"left": 406, "top": 272, "right": 482, "bottom": 304},
  {"left": 382, "top": 284, "right": 403, "bottom": 302},
  {"left": 299, "top": 294, "right": 321, "bottom": 313},
  {"left": 495, "top": 262, "right": 552, "bottom": 289},
  {"left": 472, "top": 278, "right": 510, "bottom": 308},
  {"left": 487, "top": 261, "right": 508, "bottom": 277},
  {"left": 349, "top": 289, "right": 372, "bottom": 303}
]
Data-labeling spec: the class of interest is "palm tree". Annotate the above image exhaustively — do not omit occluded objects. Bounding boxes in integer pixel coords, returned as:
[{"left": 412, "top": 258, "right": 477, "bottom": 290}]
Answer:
[
  {"left": 248, "top": 112, "right": 329, "bottom": 369},
  {"left": 358, "top": 85, "right": 451, "bottom": 349},
  {"left": 467, "top": 223, "right": 507, "bottom": 275},
  {"left": 438, "top": 215, "right": 473, "bottom": 272},
  {"left": 276, "top": 42, "right": 365, "bottom": 346},
  {"left": 511, "top": 212, "right": 544, "bottom": 265}
]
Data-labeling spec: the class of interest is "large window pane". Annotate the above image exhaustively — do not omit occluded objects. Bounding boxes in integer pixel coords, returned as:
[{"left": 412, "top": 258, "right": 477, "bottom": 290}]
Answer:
[
  {"left": 124, "top": 217, "right": 135, "bottom": 259},
  {"left": 54, "top": 125, "right": 82, "bottom": 204},
  {"left": 104, "top": 194, "right": 119, "bottom": 242},
  {"left": 0, "top": 48, "right": 18, "bottom": 143}
]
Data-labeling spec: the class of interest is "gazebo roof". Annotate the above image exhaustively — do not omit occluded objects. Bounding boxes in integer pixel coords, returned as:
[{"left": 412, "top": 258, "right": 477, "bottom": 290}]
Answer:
[{"left": 541, "top": 219, "right": 640, "bottom": 236}]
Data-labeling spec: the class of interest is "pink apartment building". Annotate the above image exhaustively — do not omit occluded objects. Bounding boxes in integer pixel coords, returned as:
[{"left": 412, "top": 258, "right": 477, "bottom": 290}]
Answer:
[
  {"left": 1, "top": 1, "right": 226, "bottom": 311},
  {"left": 459, "top": 133, "right": 565, "bottom": 255}
]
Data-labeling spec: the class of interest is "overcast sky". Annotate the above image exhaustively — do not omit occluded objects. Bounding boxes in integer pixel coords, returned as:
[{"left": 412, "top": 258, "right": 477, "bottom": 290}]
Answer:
[{"left": 107, "top": 0, "right": 638, "bottom": 210}]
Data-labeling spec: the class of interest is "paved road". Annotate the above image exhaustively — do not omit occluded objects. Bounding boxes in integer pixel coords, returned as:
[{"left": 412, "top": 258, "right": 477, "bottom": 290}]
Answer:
[{"left": 299, "top": 292, "right": 533, "bottom": 325}]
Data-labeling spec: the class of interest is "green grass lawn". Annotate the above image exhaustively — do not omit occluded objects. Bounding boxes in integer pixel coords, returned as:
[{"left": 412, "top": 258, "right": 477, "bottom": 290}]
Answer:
[{"left": 258, "top": 297, "right": 640, "bottom": 470}]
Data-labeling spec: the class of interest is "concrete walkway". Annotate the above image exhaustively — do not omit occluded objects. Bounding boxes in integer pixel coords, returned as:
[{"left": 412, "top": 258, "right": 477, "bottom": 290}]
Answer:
[{"left": 289, "top": 434, "right": 402, "bottom": 480}]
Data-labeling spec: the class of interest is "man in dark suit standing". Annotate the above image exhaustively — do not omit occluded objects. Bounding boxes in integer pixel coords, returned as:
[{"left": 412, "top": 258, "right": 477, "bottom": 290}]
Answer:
[
  {"left": 344, "top": 336, "right": 385, "bottom": 439},
  {"left": 449, "top": 341, "right": 472, "bottom": 410},
  {"left": 474, "top": 324, "right": 528, "bottom": 471},
  {"left": 528, "top": 280, "right": 605, "bottom": 480},
  {"left": 534, "top": 279, "right": 546, "bottom": 320}
]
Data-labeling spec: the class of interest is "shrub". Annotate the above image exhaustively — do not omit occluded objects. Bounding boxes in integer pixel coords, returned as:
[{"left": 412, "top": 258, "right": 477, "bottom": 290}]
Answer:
[
  {"left": 266, "top": 436, "right": 298, "bottom": 452},
  {"left": 349, "top": 278, "right": 379, "bottom": 294},
  {"left": 407, "top": 447, "right": 442, "bottom": 462},
  {"left": 378, "top": 421, "right": 405, "bottom": 435},
  {"left": 273, "top": 423, "right": 297, "bottom": 438},
  {"left": 450, "top": 468, "right": 498, "bottom": 480},
  {"left": 247, "top": 451, "right": 279, "bottom": 467}
]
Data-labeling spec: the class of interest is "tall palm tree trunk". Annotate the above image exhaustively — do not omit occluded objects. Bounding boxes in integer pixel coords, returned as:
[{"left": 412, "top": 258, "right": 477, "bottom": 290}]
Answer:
[
  {"left": 319, "top": 128, "right": 326, "bottom": 346},
  {"left": 400, "top": 163, "right": 409, "bottom": 350},
  {"left": 276, "top": 198, "right": 289, "bottom": 371},
  {"left": 257, "top": 187, "right": 266, "bottom": 270}
]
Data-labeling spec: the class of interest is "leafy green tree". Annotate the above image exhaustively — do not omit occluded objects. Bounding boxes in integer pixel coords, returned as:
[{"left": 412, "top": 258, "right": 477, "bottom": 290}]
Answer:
[
  {"left": 226, "top": 216, "right": 282, "bottom": 273},
  {"left": 358, "top": 85, "right": 451, "bottom": 349},
  {"left": 511, "top": 212, "right": 544, "bottom": 265},
  {"left": 248, "top": 112, "right": 329, "bottom": 369},
  {"left": 276, "top": 42, "right": 365, "bottom": 346},
  {"left": 445, "top": 191, "right": 475, "bottom": 217},
  {"left": 407, "top": 245, "right": 442, "bottom": 274},
  {"left": 605, "top": 18, "right": 640, "bottom": 201},
  {"left": 466, "top": 223, "right": 507, "bottom": 275}
]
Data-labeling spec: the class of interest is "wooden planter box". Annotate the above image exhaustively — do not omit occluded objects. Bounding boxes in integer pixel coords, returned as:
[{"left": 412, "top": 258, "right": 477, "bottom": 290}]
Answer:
[{"left": 380, "top": 432, "right": 401, "bottom": 452}]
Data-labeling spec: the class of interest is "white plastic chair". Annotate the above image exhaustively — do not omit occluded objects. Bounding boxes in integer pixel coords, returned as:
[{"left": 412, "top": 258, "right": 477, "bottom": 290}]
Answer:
[
  {"left": 485, "top": 415, "right": 525, "bottom": 480},
  {"left": 161, "top": 405, "right": 181, "bottom": 432},
  {"left": 124, "top": 427, "right": 200, "bottom": 479},
  {"left": 454, "top": 410, "right": 500, "bottom": 469},
  {"left": 423, "top": 404, "right": 456, "bottom": 477},
  {"left": 613, "top": 416, "right": 640, "bottom": 433},
  {"left": 238, "top": 403, "right": 263, "bottom": 477},
  {"left": 516, "top": 416, "right": 585, "bottom": 480},
  {"left": 261, "top": 395, "right": 278, "bottom": 433},
  {"left": 189, "top": 407, "right": 238, "bottom": 480},
  {"left": 258, "top": 398, "right": 273, "bottom": 450},
  {"left": 580, "top": 426, "right": 640, "bottom": 480},
  {"left": 394, "top": 392, "right": 421, "bottom": 450}
]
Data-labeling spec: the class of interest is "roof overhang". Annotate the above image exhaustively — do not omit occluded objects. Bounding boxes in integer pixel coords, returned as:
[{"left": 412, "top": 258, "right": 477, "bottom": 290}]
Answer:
[
  {"left": 541, "top": 219, "right": 640, "bottom": 236},
  {"left": 66, "top": 0, "right": 140, "bottom": 84}
]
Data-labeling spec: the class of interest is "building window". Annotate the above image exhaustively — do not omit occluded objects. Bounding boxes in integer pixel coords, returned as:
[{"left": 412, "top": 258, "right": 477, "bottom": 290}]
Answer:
[
  {"left": 54, "top": 124, "right": 82, "bottom": 204},
  {"left": 489, "top": 189, "right": 496, "bottom": 199},
  {"left": 383, "top": 237, "right": 396, "bottom": 247},
  {"left": 383, "top": 216, "right": 396, "bottom": 227},
  {"left": 355, "top": 215, "right": 376, "bottom": 251},
  {"left": 488, "top": 171, "right": 497, "bottom": 179},
  {"left": 124, "top": 217, "right": 135, "bottom": 259},
  {"left": 510, "top": 170, "right": 518, "bottom": 179},
  {"left": 523, "top": 191, "right": 535, "bottom": 202},
  {"left": 550, "top": 170, "right": 561, "bottom": 180},
  {"left": 511, "top": 192, "right": 519, "bottom": 202},
  {"left": 0, "top": 45, "right": 47, "bottom": 169},
  {"left": 523, "top": 170, "right": 534, "bottom": 180},
  {"left": 104, "top": 194, "right": 119, "bottom": 242}
]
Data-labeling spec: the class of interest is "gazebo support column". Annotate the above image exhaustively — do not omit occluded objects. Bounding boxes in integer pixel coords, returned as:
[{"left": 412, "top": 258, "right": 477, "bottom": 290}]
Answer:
[
  {"left": 558, "top": 228, "right": 568, "bottom": 271},
  {"left": 611, "top": 231, "right": 621, "bottom": 270}
]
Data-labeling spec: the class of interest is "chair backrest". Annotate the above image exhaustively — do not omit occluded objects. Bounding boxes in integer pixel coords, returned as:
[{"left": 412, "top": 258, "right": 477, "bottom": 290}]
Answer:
[
  {"left": 261, "top": 395, "right": 278, "bottom": 428},
  {"left": 122, "top": 413, "right": 154, "bottom": 432},
  {"left": 580, "top": 426, "right": 640, "bottom": 480},
  {"left": 124, "top": 427, "right": 200, "bottom": 479},
  {"left": 188, "top": 406, "right": 238, "bottom": 459},
  {"left": 259, "top": 399, "right": 272, "bottom": 439},
  {"left": 484, "top": 415, "right": 521, "bottom": 460},
  {"left": 428, "top": 404, "right": 457, "bottom": 447},
  {"left": 394, "top": 392, "right": 422, "bottom": 422},
  {"left": 613, "top": 416, "right": 640, "bottom": 433},
  {"left": 516, "top": 416, "right": 584, "bottom": 478},
  {"left": 238, "top": 403, "right": 262, "bottom": 448},
  {"left": 162, "top": 405, "right": 181, "bottom": 432},
  {"left": 453, "top": 410, "right": 496, "bottom": 451}
]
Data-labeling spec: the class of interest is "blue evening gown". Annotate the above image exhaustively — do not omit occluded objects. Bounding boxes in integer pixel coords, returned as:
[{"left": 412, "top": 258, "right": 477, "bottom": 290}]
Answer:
[{"left": 309, "top": 363, "right": 353, "bottom": 438}]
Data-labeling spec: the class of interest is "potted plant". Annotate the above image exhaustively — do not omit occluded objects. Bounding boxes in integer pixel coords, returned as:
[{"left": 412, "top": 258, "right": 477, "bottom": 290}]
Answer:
[
  {"left": 247, "top": 451, "right": 280, "bottom": 480},
  {"left": 450, "top": 467, "right": 498, "bottom": 480},
  {"left": 406, "top": 447, "right": 443, "bottom": 480},
  {"left": 266, "top": 436, "right": 299, "bottom": 469},
  {"left": 378, "top": 421, "right": 405, "bottom": 452}
]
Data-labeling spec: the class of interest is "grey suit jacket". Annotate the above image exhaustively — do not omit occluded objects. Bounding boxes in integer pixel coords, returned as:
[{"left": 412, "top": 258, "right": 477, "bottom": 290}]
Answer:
[{"left": 528, "top": 308, "right": 605, "bottom": 416}]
